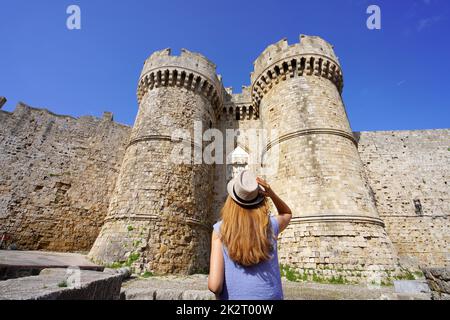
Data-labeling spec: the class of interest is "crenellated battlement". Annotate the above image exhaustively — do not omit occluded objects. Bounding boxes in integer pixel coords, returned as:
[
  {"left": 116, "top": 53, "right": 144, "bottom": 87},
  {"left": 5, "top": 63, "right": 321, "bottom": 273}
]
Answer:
[
  {"left": 0, "top": 101, "right": 128, "bottom": 127},
  {"left": 250, "top": 35, "right": 343, "bottom": 107},
  {"left": 137, "top": 48, "right": 224, "bottom": 111},
  {"left": 141, "top": 48, "right": 218, "bottom": 76},
  {"left": 221, "top": 86, "right": 258, "bottom": 121},
  {"left": 224, "top": 85, "right": 252, "bottom": 104},
  {"left": 252, "top": 35, "right": 339, "bottom": 78}
]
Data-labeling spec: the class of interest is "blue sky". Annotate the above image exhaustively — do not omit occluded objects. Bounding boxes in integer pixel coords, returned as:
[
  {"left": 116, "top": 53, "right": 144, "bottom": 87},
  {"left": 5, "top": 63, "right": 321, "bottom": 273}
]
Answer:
[{"left": 0, "top": 0, "right": 449, "bottom": 131}]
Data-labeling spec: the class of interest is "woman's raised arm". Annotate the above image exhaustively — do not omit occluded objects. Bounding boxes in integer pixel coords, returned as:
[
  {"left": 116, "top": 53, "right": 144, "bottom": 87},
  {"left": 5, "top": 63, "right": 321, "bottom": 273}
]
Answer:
[{"left": 257, "top": 177, "right": 292, "bottom": 233}]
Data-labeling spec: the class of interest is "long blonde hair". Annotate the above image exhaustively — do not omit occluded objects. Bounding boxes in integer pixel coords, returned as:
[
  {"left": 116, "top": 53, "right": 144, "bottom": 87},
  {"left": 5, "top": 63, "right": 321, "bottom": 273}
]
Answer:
[{"left": 220, "top": 196, "right": 273, "bottom": 266}]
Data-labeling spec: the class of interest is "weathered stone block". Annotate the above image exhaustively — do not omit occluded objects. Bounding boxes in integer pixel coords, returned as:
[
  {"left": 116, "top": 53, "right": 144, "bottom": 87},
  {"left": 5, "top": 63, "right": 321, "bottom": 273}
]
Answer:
[
  {"left": 423, "top": 267, "right": 450, "bottom": 300},
  {"left": 393, "top": 280, "right": 431, "bottom": 294},
  {"left": 0, "top": 268, "right": 124, "bottom": 300}
]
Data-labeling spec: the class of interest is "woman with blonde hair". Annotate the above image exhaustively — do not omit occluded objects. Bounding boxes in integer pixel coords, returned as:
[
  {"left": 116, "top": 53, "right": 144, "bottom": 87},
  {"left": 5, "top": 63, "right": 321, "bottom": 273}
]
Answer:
[{"left": 208, "top": 170, "right": 292, "bottom": 300}]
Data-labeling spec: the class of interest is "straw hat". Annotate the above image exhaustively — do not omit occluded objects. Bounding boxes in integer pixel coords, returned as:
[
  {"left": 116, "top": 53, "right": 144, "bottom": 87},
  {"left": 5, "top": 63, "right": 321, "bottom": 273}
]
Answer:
[{"left": 227, "top": 170, "right": 265, "bottom": 207}]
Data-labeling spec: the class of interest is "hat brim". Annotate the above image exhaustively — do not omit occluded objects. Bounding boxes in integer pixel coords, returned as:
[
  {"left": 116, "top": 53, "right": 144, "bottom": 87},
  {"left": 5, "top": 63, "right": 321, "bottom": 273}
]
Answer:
[{"left": 227, "top": 178, "right": 265, "bottom": 207}]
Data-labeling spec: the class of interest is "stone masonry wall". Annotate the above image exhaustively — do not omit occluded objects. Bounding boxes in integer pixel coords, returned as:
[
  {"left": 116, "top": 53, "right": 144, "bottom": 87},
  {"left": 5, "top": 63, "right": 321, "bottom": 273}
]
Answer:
[
  {"left": 0, "top": 103, "right": 131, "bottom": 252},
  {"left": 258, "top": 75, "right": 399, "bottom": 281},
  {"left": 89, "top": 88, "right": 214, "bottom": 273},
  {"left": 357, "top": 130, "right": 450, "bottom": 268}
]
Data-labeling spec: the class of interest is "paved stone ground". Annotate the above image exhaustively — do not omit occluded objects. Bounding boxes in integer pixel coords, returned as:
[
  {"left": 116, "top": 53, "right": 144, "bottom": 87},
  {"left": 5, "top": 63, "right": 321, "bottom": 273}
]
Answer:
[
  {"left": 0, "top": 250, "right": 101, "bottom": 268},
  {"left": 0, "top": 251, "right": 432, "bottom": 300},
  {"left": 0, "top": 250, "right": 103, "bottom": 280},
  {"left": 121, "top": 275, "right": 432, "bottom": 300}
]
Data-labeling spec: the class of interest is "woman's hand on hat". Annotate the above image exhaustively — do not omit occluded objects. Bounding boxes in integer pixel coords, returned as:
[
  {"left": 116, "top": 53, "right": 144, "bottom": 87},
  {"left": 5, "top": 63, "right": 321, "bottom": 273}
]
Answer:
[{"left": 256, "top": 177, "right": 274, "bottom": 198}]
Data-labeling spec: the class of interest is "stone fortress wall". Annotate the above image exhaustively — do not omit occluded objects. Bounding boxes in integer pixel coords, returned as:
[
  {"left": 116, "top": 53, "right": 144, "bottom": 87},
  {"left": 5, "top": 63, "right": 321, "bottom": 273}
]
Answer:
[
  {"left": 357, "top": 130, "right": 449, "bottom": 268},
  {"left": 0, "top": 102, "right": 130, "bottom": 252},
  {"left": 0, "top": 34, "right": 448, "bottom": 281}
]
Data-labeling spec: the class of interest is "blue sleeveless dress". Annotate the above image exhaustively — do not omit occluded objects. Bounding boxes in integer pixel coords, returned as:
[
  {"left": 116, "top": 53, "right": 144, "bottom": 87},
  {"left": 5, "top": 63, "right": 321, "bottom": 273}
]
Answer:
[{"left": 213, "top": 216, "right": 283, "bottom": 300}]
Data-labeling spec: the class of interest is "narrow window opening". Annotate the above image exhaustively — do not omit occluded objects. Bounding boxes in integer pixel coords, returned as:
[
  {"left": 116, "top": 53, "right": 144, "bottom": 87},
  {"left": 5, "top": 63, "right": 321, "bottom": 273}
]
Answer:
[
  {"left": 164, "top": 70, "right": 170, "bottom": 85},
  {"left": 274, "top": 66, "right": 280, "bottom": 76},
  {"left": 309, "top": 57, "right": 315, "bottom": 75},
  {"left": 172, "top": 70, "right": 178, "bottom": 85},
  {"left": 180, "top": 71, "right": 186, "bottom": 86},
  {"left": 414, "top": 199, "right": 423, "bottom": 216},
  {"left": 156, "top": 70, "right": 162, "bottom": 82},
  {"left": 300, "top": 57, "right": 306, "bottom": 71},
  {"left": 291, "top": 59, "right": 297, "bottom": 74}
]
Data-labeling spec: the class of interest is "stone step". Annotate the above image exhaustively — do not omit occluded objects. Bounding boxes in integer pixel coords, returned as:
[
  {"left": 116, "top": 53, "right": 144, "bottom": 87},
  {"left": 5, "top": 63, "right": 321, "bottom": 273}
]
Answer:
[{"left": 0, "top": 268, "right": 127, "bottom": 300}]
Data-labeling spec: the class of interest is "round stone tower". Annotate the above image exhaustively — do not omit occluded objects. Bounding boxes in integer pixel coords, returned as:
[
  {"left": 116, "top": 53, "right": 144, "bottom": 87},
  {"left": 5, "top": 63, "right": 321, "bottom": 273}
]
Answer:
[
  {"left": 89, "top": 48, "right": 223, "bottom": 274},
  {"left": 251, "top": 35, "right": 398, "bottom": 282}
]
